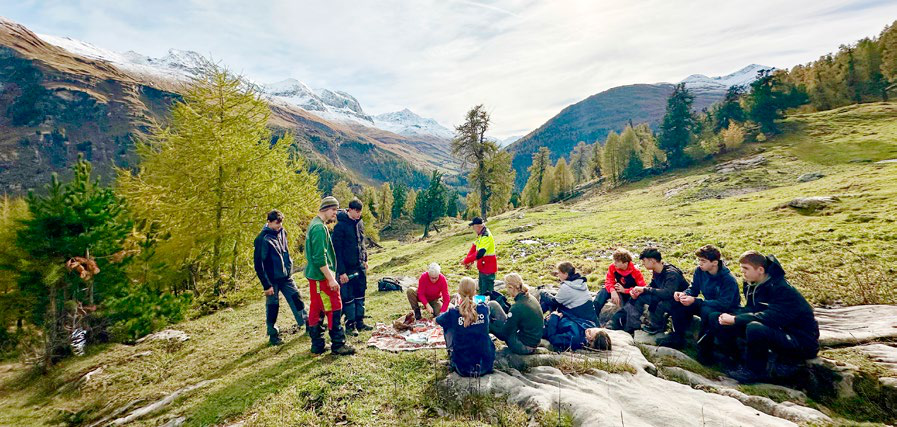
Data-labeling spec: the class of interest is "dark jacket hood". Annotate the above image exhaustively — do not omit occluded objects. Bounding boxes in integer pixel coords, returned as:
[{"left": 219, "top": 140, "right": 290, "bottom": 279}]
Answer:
[
  {"left": 336, "top": 210, "right": 355, "bottom": 223},
  {"left": 764, "top": 255, "right": 786, "bottom": 280}
]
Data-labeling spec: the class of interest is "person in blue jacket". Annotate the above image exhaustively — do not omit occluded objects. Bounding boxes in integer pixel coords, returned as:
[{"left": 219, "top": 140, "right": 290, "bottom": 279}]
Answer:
[
  {"left": 543, "top": 311, "right": 612, "bottom": 352},
  {"left": 657, "top": 245, "right": 741, "bottom": 361},
  {"left": 436, "top": 277, "right": 495, "bottom": 377}
]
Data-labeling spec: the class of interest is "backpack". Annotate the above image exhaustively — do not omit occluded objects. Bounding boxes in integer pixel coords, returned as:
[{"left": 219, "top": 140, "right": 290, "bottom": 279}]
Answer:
[{"left": 378, "top": 276, "right": 403, "bottom": 292}]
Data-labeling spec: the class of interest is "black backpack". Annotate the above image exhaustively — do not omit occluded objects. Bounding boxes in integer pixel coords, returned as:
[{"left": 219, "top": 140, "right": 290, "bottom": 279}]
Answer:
[{"left": 378, "top": 276, "right": 402, "bottom": 292}]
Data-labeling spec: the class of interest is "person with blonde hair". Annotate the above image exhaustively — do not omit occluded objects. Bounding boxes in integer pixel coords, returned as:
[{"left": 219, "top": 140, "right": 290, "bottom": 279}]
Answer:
[
  {"left": 487, "top": 273, "right": 544, "bottom": 355},
  {"left": 436, "top": 277, "right": 495, "bottom": 377}
]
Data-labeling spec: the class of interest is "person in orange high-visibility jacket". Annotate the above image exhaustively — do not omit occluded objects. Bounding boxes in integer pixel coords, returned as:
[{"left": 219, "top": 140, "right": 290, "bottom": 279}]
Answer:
[{"left": 461, "top": 217, "right": 497, "bottom": 295}]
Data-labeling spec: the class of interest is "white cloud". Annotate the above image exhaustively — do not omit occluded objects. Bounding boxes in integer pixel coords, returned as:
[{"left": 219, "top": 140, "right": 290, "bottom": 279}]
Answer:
[{"left": 4, "top": 0, "right": 897, "bottom": 137}]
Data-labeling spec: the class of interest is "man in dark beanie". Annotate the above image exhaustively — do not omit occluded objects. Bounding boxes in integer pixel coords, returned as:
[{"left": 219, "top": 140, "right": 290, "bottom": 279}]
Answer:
[
  {"left": 254, "top": 209, "right": 306, "bottom": 346},
  {"left": 304, "top": 196, "right": 355, "bottom": 355},
  {"left": 332, "top": 198, "right": 371, "bottom": 335}
]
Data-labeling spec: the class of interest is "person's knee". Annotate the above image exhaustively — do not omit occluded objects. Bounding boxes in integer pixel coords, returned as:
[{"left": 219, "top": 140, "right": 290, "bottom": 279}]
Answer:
[
  {"left": 745, "top": 321, "right": 769, "bottom": 342},
  {"left": 405, "top": 287, "right": 417, "bottom": 299}
]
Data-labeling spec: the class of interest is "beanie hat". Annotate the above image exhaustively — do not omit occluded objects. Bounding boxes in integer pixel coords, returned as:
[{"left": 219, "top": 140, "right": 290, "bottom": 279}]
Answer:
[{"left": 319, "top": 196, "right": 339, "bottom": 211}]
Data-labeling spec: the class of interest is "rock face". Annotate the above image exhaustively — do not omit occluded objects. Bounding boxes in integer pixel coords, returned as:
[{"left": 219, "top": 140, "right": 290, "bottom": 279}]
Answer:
[
  {"left": 815, "top": 305, "right": 897, "bottom": 346},
  {"left": 135, "top": 329, "right": 190, "bottom": 344},
  {"left": 445, "top": 330, "right": 809, "bottom": 426},
  {"left": 797, "top": 172, "right": 825, "bottom": 182},
  {"left": 715, "top": 155, "right": 767, "bottom": 174}
]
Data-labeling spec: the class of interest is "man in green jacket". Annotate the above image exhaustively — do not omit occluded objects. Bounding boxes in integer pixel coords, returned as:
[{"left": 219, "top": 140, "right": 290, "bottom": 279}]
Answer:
[{"left": 305, "top": 196, "right": 355, "bottom": 356}]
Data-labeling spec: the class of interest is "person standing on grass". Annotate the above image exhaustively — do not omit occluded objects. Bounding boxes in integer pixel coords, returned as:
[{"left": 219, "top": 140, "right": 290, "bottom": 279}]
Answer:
[
  {"left": 460, "top": 217, "right": 497, "bottom": 295},
  {"left": 629, "top": 247, "right": 690, "bottom": 335},
  {"left": 332, "top": 199, "right": 372, "bottom": 335},
  {"left": 406, "top": 263, "right": 450, "bottom": 320},
  {"left": 304, "top": 196, "right": 355, "bottom": 356},
  {"left": 436, "top": 277, "right": 495, "bottom": 377},
  {"left": 711, "top": 251, "right": 819, "bottom": 384},
  {"left": 656, "top": 245, "right": 740, "bottom": 358},
  {"left": 254, "top": 209, "right": 307, "bottom": 346}
]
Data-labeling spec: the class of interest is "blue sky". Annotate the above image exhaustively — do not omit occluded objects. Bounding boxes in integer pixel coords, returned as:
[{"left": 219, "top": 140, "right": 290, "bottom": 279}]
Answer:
[{"left": 3, "top": 0, "right": 897, "bottom": 137}]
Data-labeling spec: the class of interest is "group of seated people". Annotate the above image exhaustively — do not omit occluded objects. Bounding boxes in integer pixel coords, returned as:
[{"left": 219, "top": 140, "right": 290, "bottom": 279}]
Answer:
[{"left": 406, "top": 244, "right": 820, "bottom": 385}]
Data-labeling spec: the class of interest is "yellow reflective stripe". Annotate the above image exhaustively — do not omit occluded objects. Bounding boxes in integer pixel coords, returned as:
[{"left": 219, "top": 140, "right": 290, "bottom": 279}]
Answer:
[{"left": 475, "top": 231, "right": 496, "bottom": 255}]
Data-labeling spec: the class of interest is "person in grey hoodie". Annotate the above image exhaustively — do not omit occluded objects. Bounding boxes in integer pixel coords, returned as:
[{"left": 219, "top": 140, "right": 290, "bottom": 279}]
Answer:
[{"left": 539, "top": 261, "right": 599, "bottom": 324}]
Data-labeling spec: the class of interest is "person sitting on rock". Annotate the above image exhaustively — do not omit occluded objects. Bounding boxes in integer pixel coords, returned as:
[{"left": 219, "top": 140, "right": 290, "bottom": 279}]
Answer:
[
  {"left": 711, "top": 251, "right": 820, "bottom": 384},
  {"left": 629, "top": 247, "right": 690, "bottom": 335},
  {"left": 593, "top": 248, "right": 647, "bottom": 332},
  {"left": 539, "top": 261, "right": 599, "bottom": 324},
  {"left": 543, "top": 310, "right": 613, "bottom": 352},
  {"left": 406, "top": 263, "right": 450, "bottom": 320},
  {"left": 436, "top": 277, "right": 495, "bottom": 377},
  {"left": 656, "top": 245, "right": 740, "bottom": 359},
  {"left": 487, "top": 273, "right": 544, "bottom": 355}
]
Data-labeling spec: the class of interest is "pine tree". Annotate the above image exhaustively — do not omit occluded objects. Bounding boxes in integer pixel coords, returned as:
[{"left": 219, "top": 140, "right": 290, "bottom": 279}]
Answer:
[
  {"left": 118, "top": 67, "right": 319, "bottom": 296},
  {"left": 377, "top": 183, "right": 394, "bottom": 226},
  {"left": 569, "top": 141, "right": 592, "bottom": 184},
  {"left": 881, "top": 21, "right": 897, "bottom": 86},
  {"left": 745, "top": 70, "right": 809, "bottom": 134},
  {"left": 522, "top": 147, "right": 551, "bottom": 206},
  {"left": 391, "top": 183, "right": 407, "bottom": 220},
  {"left": 404, "top": 189, "right": 417, "bottom": 217},
  {"left": 332, "top": 181, "right": 355, "bottom": 207},
  {"left": 413, "top": 171, "right": 446, "bottom": 237},
  {"left": 601, "top": 131, "right": 623, "bottom": 185},
  {"left": 469, "top": 150, "right": 515, "bottom": 216},
  {"left": 445, "top": 189, "right": 459, "bottom": 218},
  {"left": 553, "top": 158, "right": 574, "bottom": 199},
  {"left": 619, "top": 126, "right": 644, "bottom": 181},
  {"left": 713, "top": 86, "right": 746, "bottom": 131},
  {"left": 451, "top": 105, "right": 498, "bottom": 219},
  {"left": 590, "top": 142, "right": 603, "bottom": 180},
  {"left": 539, "top": 164, "right": 557, "bottom": 203},
  {"left": 658, "top": 83, "right": 696, "bottom": 169}
]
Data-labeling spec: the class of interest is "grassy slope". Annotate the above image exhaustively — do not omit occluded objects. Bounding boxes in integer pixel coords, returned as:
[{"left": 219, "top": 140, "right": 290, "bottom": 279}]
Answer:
[{"left": 1, "top": 103, "right": 896, "bottom": 426}]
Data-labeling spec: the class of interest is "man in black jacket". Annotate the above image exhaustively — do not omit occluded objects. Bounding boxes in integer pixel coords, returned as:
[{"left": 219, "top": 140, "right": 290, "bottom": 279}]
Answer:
[
  {"left": 332, "top": 199, "right": 371, "bottom": 334},
  {"left": 712, "top": 251, "right": 820, "bottom": 384},
  {"left": 254, "top": 210, "right": 306, "bottom": 346},
  {"left": 657, "top": 244, "right": 741, "bottom": 358},
  {"left": 629, "top": 247, "right": 690, "bottom": 335}
]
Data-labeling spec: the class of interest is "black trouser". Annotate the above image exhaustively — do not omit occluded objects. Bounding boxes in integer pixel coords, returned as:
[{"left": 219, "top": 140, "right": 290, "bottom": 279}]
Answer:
[
  {"left": 710, "top": 316, "right": 818, "bottom": 374},
  {"left": 340, "top": 270, "right": 367, "bottom": 327},
  {"left": 265, "top": 278, "right": 306, "bottom": 337},
  {"left": 593, "top": 288, "right": 631, "bottom": 325},
  {"left": 631, "top": 293, "right": 674, "bottom": 331},
  {"left": 669, "top": 302, "right": 716, "bottom": 340}
]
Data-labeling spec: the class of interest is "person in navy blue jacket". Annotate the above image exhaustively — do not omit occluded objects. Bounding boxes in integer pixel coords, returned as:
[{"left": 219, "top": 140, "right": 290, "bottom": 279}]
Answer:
[
  {"left": 436, "top": 277, "right": 495, "bottom": 377},
  {"left": 657, "top": 245, "right": 740, "bottom": 361}
]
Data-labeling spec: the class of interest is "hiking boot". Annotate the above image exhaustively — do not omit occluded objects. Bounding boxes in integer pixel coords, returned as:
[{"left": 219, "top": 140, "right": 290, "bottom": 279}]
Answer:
[
  {"left": 641, "top": 324, "right": 665, "bottom": 335},
  {"left": 309, "top": 324, "right": 327, "bottom": 354},
  {"left": 331, "top": 344, "right": 356, "bottom": 356},
  {"left": 268, "top": 334, "right": 284, "bottom": 346},
  {"left": 727, "top": 366, "right": 766, "bottom": 384},
  {"left": 355, "top": 322, "right": 374, "bottom": 331},
  {"left": 656, "top": 335, "right": 686, "bottom": 350},
  {"left": 347, "top": 324, "right": 359, "bottom": 337}
]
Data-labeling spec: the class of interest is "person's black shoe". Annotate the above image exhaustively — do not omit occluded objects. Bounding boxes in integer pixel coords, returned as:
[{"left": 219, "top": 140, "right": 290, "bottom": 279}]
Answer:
[
  {"left": 727, "top": 366, "right": 766, "bottom": 384},
  {"left": 347, "top": 325, "right": 359, "bottom": 337},
  {"left": 355, "top": 322, "right": 374, "bottom": 331},
  {"left": 268, "top": 335, "right": 284, "bottom": 346},
  {"left": 331, "top": 344, "right": 356, "bottom": 356},
  {"left": 641, "top": 324, "right": 665, "bottom": 335},
  {"left": 656, "top": 335, "right": 685, "bottom": 350}
]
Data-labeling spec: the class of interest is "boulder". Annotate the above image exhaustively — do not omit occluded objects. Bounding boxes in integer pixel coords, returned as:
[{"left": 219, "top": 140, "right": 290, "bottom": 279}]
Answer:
[
  {"left": 778, "top": 196, "right": 840, "bottom": 212},
  {"left": 797, "top": 172, "right": 824, "bottom": 182},
  {"left": 715, "top": 155, "right": 767, "bottom": 174},
  {"left": 815, "top": 305, "right": 897, "bottom": 346},
  {"left": 507, "top": 224, "right": 535, "bottom": 233}
]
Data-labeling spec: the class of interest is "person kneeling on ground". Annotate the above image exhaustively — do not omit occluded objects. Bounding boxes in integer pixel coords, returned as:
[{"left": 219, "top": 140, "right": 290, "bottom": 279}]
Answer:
[
  {"left": 487, "top": 273, "right": 544, "bottom": 355},
  {"left": 436, "top": 277, "right": 495, "bottom": 377},
  {"left": 593, "top": 248, "right": 647, "bottom": 333},
  {"left": 539, "top": 261, "right": 599, "bottom": 324},
  {"left": 712, "top": 251, "right": 820, "bottom": 384},
  {"left": 657, "top": 244, "right": 740, "bottom": 357},
  {"left": 406, "top": 263, "right": 450, "bottom": 320},
  {"left": 629, "top": 247, "right": 690, "bottom": 335}
]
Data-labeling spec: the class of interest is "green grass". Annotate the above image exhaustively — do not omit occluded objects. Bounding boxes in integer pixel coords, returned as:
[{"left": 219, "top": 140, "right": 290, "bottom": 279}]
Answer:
[{"left": 2, "top": 103, "right": 897, "bottom": 425}]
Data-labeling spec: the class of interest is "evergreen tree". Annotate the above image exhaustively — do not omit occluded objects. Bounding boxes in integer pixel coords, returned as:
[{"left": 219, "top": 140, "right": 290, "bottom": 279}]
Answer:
[
  {"left": 745, "top": 69, "right": 809, "bottom": 134},
  {"left": 451, "top": 105, "right": 497, "bottom": 219},
  {"left": 619, "top": 127, "right": 644, "bottom": 181},
  {"left": 391, "top": 183, "right": 407, "bottom": 220},
  {"left": 19, "top": 158, "right": 132, "bottom": 367},
  {"left": 569, "top": 141, "right": 592, "bottom": 184},
  {"left": 539, "top": 164, "right": 557, "bottom": 203},
  {"left": 713, "top": 86, "right": 746, "bottom": 131},
  {"left": 553, "top": 158, "right": 574, "bottom": 199},
  {"left": 590, "top": 142, "right": 603, "bottom": 180},
  {"left": 413, "top": 171, "right": 446, "bottom": 237},
  {"left": 658, "top": 83, "right": 696, "bottom": 169},
  {"left": 469, "top": 150, "right": 515, "bottom": 216},
  {"left": 601, "top": 131, "right": 624, "bottom": 185},
  {"left": 445, "top": 189, "right": 459, "bottom": 218},
  {"left": 522, "top": 147, "right": 551, "bottom": 206},
  {"left": 377, "top": 183, "right": 394, "bottom": 226},
  {"left": 881, "top": 21, "right": 897, "bottom": 86},
  {"left": 332, "top": 181, "right": 355, "bottom": 207},
  {"left": 404, "top": 189, "right": 417, "bottom": 216},
  {"left": 118, "top": 67, "right": 319, "bottom": 296}
]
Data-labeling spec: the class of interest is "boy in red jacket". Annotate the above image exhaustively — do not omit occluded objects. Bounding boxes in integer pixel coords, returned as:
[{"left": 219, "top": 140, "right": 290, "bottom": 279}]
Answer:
[{"left": 592, "top": 248, "right": 647, "bottom": 331}]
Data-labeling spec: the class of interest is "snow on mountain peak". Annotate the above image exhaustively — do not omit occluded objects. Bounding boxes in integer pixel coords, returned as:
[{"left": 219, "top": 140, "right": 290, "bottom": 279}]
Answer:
[
  {"left": 681, "top": 64, "right": 774, "bottom": 92},
  {"left": 373, "top": 109, "right": 454, "bottom": 140}
]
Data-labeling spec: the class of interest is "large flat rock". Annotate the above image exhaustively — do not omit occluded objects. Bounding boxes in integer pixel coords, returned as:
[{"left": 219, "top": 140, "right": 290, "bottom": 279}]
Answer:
[{"left": 816, "top": 305, "right": 897, "bottom": 347}]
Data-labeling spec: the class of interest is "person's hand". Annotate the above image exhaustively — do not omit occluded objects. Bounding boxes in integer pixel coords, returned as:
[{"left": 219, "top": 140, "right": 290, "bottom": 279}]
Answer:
[
  {"left": 363, "top": 261, "right": 368, "bottom": 270},
  {"left": 680, "top": 295, "right": 696, "bottom": 307},
  {"left": 610, "top": 290, "right": 621, "bottom": 306},
  {"left": 264, "top": 288, "right": 275, "bottom": 296},
  {"left": 339, "top": 274, "right": 349, "bottom": 284},
  {"left": 425, "top": 305, "right": 435, "bottom": 316},
  {"left": 673, "top": 291, "right": 684, "bottom": 302},
  {"left": 465, "top": 263, "right": 472, "bottom": 270},
  {"left": 631, "top": 287, "right": 645, "bottom": 298},
  {"left": 328, "top": 278, "right": 339, "bottom": 292},
  {"left": 718, "top": 313, "right": 735, "bottom": 326}
]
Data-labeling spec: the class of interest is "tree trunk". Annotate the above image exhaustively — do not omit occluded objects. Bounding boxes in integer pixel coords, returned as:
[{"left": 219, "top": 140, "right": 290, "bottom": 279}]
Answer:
[
  {"left": 44, "top": 286, "right": 58, "bottom": 369},
  {"left": 230, "top": 240, "right": 239, "bottom": 293},
  {"left": 213, "top": 164, "right": 224, "bottom": 296},
  {"left": 422, "top": 222, "right": 430, "bottom": 238}
]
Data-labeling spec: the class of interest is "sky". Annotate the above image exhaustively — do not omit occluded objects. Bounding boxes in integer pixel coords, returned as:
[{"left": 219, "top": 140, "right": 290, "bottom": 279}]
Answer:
[{"left": 3, "top": 0, "right": 897, "bottom": 138}]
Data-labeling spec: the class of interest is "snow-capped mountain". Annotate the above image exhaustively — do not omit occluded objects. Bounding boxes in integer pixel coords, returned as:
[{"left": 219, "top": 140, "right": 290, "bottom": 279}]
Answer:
[
  {"left": 261, "top": 79, "right": 374, "bottom": 126},
  {"left": 373, "top": 109, "right": 454, "bottom": 140},
  {"left": 681, "top": 64, "right": 773, "bottom": 94}
]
